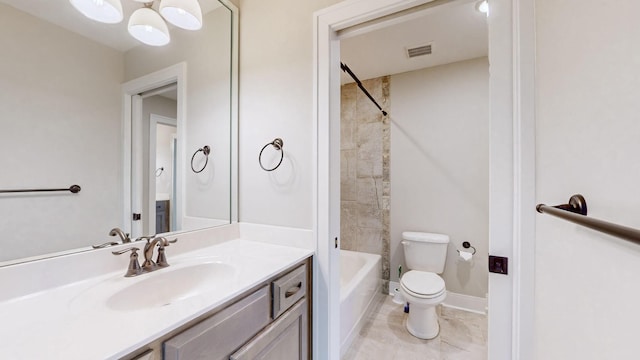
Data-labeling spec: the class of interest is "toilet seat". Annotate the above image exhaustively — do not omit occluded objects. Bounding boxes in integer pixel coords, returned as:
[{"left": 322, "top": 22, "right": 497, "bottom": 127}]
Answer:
[{"left": 400, "top": 270, "right": 445, "bottom": 299}]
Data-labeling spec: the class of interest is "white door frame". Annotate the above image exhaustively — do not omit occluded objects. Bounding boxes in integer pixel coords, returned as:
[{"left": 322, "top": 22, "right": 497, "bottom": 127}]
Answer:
[
  {"left": 312, "top": 0, "right": 535, "bottom": 359},
  {"left": 122, "top": 63, "right": 187, "bottom": 238}
]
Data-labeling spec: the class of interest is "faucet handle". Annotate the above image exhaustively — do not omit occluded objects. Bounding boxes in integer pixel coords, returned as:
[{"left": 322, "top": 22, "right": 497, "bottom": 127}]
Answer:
[
  {"left": 134, "top": 235, "right": 154, "bottom": 243},
  {"left": 112, "top": 247, "right": 142, "bottom": 277},
  {"left": 92, "top": 241, "right": 119, "bottom": 249},
  {"left": 156, "top": 246, "right": 169, "bottom": 268},
  {"left": 155, "top": 238, "right": 177, "bottom": 267}
]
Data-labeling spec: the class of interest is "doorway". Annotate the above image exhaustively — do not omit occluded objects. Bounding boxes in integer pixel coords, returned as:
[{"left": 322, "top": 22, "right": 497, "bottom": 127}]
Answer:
[
  {"left": 122, "top": 63, "right": 186, "bottom": 239},
  {"left": 150, "top": 113, "right": 178, "bottom": 234},
  {"left": 312, "top": 0, "right": 535, "bottom": 359},
  {"left": 339, "top": 1, "right": 490, "bottom": 355}
]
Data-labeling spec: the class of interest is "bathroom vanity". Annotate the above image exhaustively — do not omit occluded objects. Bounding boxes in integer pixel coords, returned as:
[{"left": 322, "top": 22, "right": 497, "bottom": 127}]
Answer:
[
  {"left": 0, "top": 225, "right": 313, "bottom": 360},
  {"left": 127, "top": 261, "right": 310, "bottom": 360}
]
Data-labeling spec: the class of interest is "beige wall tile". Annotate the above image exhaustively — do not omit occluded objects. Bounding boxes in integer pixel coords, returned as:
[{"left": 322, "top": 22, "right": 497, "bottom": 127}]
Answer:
[
  {"left": 341, "top": 76, "right": 390, "bottom": 280},
  {"left": 356, "top": 227, "right": 383, "bottom": 255}
]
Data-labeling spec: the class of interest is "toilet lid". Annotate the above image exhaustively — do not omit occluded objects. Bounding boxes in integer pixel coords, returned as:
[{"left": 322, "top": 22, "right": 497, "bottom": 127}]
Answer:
[{"left": 401, "top": 271, "right": 445, "bottom": 297}]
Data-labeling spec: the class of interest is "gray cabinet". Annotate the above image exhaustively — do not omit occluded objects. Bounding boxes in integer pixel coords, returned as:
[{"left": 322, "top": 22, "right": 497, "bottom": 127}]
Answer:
[
  {"left": 130, "top": 349, "right": 155, "bottom": 360},
  {"left": 121, "top": 259, "right": 311, "bottom": 360},
  {"left": 229, "top": 264, "right": 308, "bottom": 360},
  {"left": 230, "top": 299, "right": 308, "bottom": 360},
  {"left": 163, "top": 287, "right": 271, "bottom": 360}
]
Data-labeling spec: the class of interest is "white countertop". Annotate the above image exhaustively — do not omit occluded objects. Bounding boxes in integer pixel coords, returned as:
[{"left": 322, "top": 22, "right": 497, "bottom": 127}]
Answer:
[{"left": 0, "top": 239, "right": 313, "bottom": 359}]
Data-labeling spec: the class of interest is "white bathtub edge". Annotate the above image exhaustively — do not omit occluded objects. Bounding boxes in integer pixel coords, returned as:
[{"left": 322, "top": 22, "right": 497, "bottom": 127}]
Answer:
[{"left": 340, "top": 291, "right": 385, "bottom": 358}]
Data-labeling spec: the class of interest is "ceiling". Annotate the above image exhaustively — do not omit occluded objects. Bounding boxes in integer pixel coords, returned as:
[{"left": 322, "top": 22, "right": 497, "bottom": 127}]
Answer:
[
  {"left": 4, "top": 0, "right": 487, "bottom": 77},
  {"left": 340, "top": 0, "right": 488, "bottom": 84},
  {"left": 0, "top": 0, "right": 222, "bottom": 52}
]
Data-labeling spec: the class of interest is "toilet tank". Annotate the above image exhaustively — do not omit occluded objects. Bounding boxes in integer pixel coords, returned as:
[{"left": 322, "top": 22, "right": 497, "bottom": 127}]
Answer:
[{"left": 402, "top": 232, "right": 449, "bottom": 274}]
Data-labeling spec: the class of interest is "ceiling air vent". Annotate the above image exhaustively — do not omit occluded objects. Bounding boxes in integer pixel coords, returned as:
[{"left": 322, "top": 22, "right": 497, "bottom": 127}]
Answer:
[{"left": 406, "top": 43, "right": 433, "bottom": 58}]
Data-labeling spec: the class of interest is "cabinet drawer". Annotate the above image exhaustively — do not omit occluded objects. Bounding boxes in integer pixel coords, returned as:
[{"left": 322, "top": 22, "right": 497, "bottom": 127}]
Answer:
[
  {"left": 272, "top": 265, "right": 306, "bottom": 319},
  {"left": 163, "top": 286, "right": 270, "bottom": 360}
]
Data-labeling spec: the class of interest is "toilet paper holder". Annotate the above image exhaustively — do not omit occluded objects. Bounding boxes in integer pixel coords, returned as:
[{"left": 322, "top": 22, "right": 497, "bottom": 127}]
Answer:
[{"left": 457, "top": 241, "right": 476, "bottom": 255}]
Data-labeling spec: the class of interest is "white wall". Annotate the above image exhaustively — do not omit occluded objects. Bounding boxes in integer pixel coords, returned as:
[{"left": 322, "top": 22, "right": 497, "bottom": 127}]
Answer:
[
  {"left": 237, "top": 0, "right": 342, "bottom": 228},
  {"left": 156, "top": 124, "right": 176, "bottom": 198},
  {"left": 0, "top": 4, "right": 123, "bottom": 261},
  {"left": 535, "top": 1, "right": 640, "bottom": 358},
  {"left": 390, "top": 58, "right": 489, "bottom": 297},
  {"left": 125, "top": 7, "right": 232, "bottom": 224}
]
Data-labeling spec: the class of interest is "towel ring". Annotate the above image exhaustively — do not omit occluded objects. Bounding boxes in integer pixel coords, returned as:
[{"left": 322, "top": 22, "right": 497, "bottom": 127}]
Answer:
[
  {"left": 191, "top": 146, "right": 210, "bottom": 173},
  {"left": 259, "top": 138, "right": 284, "bottom": 172},
  {"left": 155, "top": 167, "right": 164, "bottom": 177},
  {"left": 457, "top": 241, "right": 477, "bottom": 255}
]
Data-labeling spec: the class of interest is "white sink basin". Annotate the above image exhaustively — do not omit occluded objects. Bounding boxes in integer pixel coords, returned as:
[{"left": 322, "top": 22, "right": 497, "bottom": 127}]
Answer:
[
  {"left": 107, "top": 262, "right": 236, "bottom": 311},
  {"left": 69, "top": 261, "right": 236, "bottom": 313}
]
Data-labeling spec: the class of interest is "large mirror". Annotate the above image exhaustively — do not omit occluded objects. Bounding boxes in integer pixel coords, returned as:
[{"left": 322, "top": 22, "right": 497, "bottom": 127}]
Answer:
[{"left": 0, "top": 0, "right": 237, "bottom": 265}]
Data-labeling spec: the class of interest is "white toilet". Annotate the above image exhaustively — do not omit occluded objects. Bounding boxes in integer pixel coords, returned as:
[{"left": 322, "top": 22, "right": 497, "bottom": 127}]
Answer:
[{"left": 400, "top": 231, "right": 449, "bottom": 339}]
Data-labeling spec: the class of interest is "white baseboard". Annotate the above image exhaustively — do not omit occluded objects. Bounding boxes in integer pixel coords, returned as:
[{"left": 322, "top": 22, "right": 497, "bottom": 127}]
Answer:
[
  {"left": 388, "top": 281, "right": 487, "bottom": 315},
  {"left": 442, "top": 291, "right": 487, "bottom": 315}
]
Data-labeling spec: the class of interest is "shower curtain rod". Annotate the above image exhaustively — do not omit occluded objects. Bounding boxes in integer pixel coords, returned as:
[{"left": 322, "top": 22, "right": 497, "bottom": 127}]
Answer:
[{"left": 340, "top": 62, "right": 388, "bottom": 116}]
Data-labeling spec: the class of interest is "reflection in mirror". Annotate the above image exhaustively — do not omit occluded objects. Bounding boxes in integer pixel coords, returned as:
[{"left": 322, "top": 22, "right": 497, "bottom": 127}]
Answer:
[
  {"left": 143, "top": 90, "right": 178, "bottom": 235},
  {"left": 0, "top": 0, "right": 237, "bottom": 265}
]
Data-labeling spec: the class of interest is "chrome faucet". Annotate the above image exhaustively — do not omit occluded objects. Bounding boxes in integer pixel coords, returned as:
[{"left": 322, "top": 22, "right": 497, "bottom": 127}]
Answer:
[
  {"left": 142, "top": 236, "right": 178, "bottom": 271},
  {"left": 92, "top": 227, "right": 132, "bottom": 249},
  {"left": 112, "top": 237, "right": 177, "bottom": 277},
  {"left": 109, "top": 228, "right": 131, "bottom": 243}
]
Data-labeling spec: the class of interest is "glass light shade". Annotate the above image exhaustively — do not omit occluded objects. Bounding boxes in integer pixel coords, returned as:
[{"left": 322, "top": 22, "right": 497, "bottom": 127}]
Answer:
[
  {"left": 476, "top": 0, "right": 489, "bottom": 16},
  {"left": 159, "top": 0, "right": 203, "bottom": 30},
  {"left": 69, "top": 0, "right": 123, "bottom": 24},
  {"left": 128, "top": 7, "right": 171, "bottom": 47}
]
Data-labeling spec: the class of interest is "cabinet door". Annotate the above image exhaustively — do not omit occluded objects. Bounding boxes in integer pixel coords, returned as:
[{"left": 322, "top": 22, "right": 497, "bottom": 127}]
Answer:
[
  {"left": 163, "top": 286, "right": 270, "bottom": 360},
  {"left": 230, "top": 299, "right": 308, "bottom": 360}
]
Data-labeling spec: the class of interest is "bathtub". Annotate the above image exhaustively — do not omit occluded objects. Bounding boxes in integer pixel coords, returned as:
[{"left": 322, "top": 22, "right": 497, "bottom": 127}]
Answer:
[{"left": 340, "top": 250, "right": 382, "bottom": 355}]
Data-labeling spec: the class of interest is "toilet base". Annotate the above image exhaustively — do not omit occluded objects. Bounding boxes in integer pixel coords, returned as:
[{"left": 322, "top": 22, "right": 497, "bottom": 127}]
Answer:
[{"left": 406, "top": 304, "right": 440, "bottom": 339}]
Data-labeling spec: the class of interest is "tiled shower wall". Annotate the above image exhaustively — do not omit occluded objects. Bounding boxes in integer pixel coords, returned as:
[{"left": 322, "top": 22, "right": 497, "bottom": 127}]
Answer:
[{"left": 340, "top": 76, "right": 390, "bottom": 291}]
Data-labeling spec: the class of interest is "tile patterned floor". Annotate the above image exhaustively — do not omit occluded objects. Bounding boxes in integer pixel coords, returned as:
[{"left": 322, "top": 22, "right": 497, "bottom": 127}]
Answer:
[{"left": 342, "top": 295, "right": 487, "bottom": 360}]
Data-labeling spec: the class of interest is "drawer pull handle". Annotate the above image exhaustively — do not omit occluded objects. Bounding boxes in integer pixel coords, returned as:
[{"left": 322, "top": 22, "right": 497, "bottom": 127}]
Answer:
[{"left": 285, "top": 282, "right": 302, "bottom": 298}]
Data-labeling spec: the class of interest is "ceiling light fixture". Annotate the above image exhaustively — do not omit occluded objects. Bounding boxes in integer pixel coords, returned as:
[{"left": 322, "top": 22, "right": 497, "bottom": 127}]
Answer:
[
  {"left": 160, "top": 0, "right": 203, "bottom": 30},
  {"left": 476, "top": 0, "right": 489, "bottom": 16},
  {"left": 69, "top": 0, "right": 124, "bottom": 24},
  {"left": 128, "top": 3, "right": 170, "bottom": 47},
  {"left": 69, "top": 0, "right": 203, "bottom": 46}
]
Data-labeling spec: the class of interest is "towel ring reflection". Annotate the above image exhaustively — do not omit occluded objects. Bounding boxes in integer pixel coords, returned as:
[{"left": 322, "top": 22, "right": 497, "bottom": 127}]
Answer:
[
  {"left": 259, "top": 138, "right": 284, "bottom": 172},
  {"left": 191, "top": 146, "right": 210, "bottom": 173}
]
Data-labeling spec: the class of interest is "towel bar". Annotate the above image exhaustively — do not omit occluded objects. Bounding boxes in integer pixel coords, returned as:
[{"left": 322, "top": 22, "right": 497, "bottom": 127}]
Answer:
[{"left": 536, "top": 194, "right": 640, "bottom": 245}]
